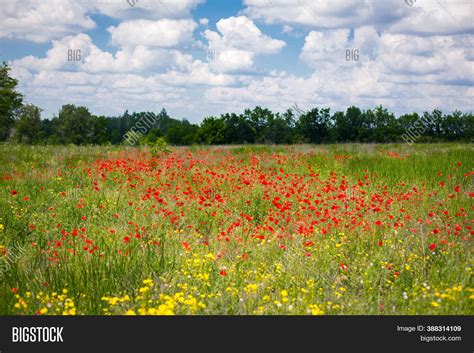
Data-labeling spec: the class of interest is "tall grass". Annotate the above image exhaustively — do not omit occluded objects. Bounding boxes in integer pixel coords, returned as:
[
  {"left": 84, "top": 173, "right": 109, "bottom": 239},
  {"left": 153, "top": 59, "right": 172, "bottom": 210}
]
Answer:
[{"left": 0, "top": 143, "right": 472, "bottom": 315}]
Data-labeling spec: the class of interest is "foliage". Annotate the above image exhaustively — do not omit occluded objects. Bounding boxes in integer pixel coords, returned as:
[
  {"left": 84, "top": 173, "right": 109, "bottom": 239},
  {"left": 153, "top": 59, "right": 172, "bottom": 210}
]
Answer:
[
  {"left": 0, "top": 62, "right": 23, "bottom": 141},
  {"left": 12, "top": 104, "right": 42, "bottom": 144}
]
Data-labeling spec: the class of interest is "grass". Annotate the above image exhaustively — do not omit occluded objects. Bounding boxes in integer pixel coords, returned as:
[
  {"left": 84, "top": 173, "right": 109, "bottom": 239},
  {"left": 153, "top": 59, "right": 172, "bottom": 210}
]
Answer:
[{"left": 0, "top": 143, "right": 472, "bottom": 315}]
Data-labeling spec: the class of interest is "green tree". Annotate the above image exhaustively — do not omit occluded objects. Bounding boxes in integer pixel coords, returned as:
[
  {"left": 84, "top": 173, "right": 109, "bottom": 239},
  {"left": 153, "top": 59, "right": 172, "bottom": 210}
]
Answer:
[
  {"left": 196, "top": 116, "right": 226, "bottom": 144},
  {"left": 40, "top": 118, "right": 56, "bottom": 144},
  {"left": 296, "top": 107, "right": 332, "bottom": 143},
  {"left": 262, "top": 112, "right": 293, "bottom": 144},
  {"left": 13, "top": 104, "right": 42, "bottom": 144},
  {"left": 222, "top": 113, "right": 256, "bottom": 144},
  {"left": 92, "top": 115, "right": 109, "bottom": 145},
  {"left": 370, "top": 105, "right": 397, "bottom": 142},
  {"left": 0, "top": 62, "right": 23, "bottom": 140},
  {"left": 165, "top": 119, "right": 198, "bottom": 145},
  {"left": 441, "top": 111, "right": 473, "bottom": 142},
  {"left": 53, "top": 104, "right": 95, "bottom": 144},
  {"left": 333, "top": 106, "right": 364, "bottom": 142},
  {"left": 243, "top": 106, "right": 274, "bottom": 142}
]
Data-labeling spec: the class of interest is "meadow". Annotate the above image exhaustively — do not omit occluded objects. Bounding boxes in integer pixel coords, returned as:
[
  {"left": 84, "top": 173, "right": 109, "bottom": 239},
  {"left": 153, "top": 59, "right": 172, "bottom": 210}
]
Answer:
[{"left": 0, "top": 143, "right": 472, "bottom": 315}]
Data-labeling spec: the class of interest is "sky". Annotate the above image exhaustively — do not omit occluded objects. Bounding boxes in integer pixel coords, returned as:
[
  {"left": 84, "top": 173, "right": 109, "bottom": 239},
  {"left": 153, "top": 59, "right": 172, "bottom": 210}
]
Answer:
[{"left": 1, "top": 0, "right": 473, "bottom": 122}]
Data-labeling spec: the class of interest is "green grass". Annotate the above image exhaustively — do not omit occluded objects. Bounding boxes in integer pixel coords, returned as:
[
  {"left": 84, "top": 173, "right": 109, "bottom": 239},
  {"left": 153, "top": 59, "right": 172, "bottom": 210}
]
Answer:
[{"left": 0, "top": 143, "right": 472, "bottom": 315}]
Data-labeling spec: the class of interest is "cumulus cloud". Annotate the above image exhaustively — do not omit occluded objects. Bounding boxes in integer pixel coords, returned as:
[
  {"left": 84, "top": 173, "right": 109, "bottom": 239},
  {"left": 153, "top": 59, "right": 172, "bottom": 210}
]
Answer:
[
  {"left": 204, "top": 16, "right": 286, "bottom": 72},
  {"left": 0, "top": 0, "right": 203, "bottom": 43},
  {"left": 388, "top": 0, "right": 474, "bottom": 36},
  {"left": 299, "top": 26, "right": 379, "bottom": 72},
  {"left": 3, "top": 0, "right": 473, "bottom": 121},
  {"left": 206, "top": 16, "right": 286, "bottom": 53},
  {"left": 376, "top": 33, "right": 474, "bottom": 86},
  {"left": 91, "top": 0, "right": 204, "bottom": 20},
  {"left": 244, "top": 0, "right": 473, "bottom": 36},
  {"left": 0, "top": 0, "right": 95, "bottom": 43},
  {"left": 300, "top": 26, "right": 473, "bottom": 86},
  {"left": 10, "top": 33, "right": 192, "bottom": 74},
  {"left": 300, "top": 29, "right": 350, "bottom": 67},
  {"left": 243, "top": 0, "right": 410, "bottom": 30},
  {"left": 203, "top": 64, "right": 473, "bottom": 118},
  {"left": 9, "top": 32, "right": 236, "bottom": 119},
  {"left": 108, "top": 19, "right": 198, "bottom": 48}
]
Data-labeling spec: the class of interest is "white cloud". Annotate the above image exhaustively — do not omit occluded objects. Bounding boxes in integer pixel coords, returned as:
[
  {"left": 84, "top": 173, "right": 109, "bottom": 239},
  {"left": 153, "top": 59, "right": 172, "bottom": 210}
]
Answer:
[
  {"left": 4, "top": 0, "right": 473, "bottom": 121},
  {"left": 243, "top": 0, "right": 410, "bottom": 30},
  {"left": 300, "top": 27, "right": 473, "bottom": 86},
  {"left": 12, "top": 34, "right": 96, "bottom": 71},
  {"left": 10, "top": 33, "right": 193, "bottom": 74},
  {"left": 91, "top": 0, "right": 204, "bottom": 20},
  {"left": 299, "top": 26, "right": 379, "bottom": 72},
  {"left": 0, "top": 0, "right": 203, "bottom": 43},
  {"left": 281, "top": 25, "right": 303, "bottom": 38},
  {"left": 203, "top": 65, "right": 473, "bottom": 118},
  {"left": 9, "top": 32, "right": 236, "bottom": 120},
  {"left": 0, "top": 0, "right": 95, "bottom": 43},
  {"left": 300, "top": 29, "right": 350, "bottom": 68},
  {"left": 282, "top": 25, "right": 294, "bottom": 34},
  {"left": 108, "top": 19, "right": 197, "bottom": 48},
  {"left": 204, "top": 16, "right": 286, "bottom": 72},
  {"left": 158, "top": 61, "right": 236, "bottom": 86},
  {"left": 206, "top": 16, "right": 285, "bottom": 53},
  {"left": 244, "top": 0, "right": 473, "bottom": 36},
  {"left": 209, "top": 49, "right": 254, "bottom": 72},
  {"left": 376, "top": 33, "right": 473, "bottom": 86},
  {"left": 388, "top": 0, "right": 474, "bottom": 36}
]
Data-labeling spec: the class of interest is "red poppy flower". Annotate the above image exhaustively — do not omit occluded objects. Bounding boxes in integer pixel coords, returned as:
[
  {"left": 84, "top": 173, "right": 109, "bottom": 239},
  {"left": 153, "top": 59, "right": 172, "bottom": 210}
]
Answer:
[
  {"left": 182, "top": 241, "right": 191, "bottom": 251},
  {"left": 10, "top": 190, "right": 17, "bottom": 196},
  {"left": 429, "top": 243, "right": 437, "bottom": 251},
  {"left": 219, "top": 269, "right": 228, "bottom": 276}
]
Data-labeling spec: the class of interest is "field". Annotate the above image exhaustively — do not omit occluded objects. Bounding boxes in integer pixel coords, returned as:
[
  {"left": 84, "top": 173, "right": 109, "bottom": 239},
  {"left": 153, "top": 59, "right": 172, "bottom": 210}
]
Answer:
[{"left": 0, "top": 144, "right": 472, "bottom": 315}]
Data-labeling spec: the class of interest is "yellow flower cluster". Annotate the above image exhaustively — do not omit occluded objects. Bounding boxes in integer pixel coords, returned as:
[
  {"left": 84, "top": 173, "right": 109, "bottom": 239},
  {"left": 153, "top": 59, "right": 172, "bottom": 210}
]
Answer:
[
  {"left": 308, "top": 304, "right": 324, "bottom": 315},
  {"left": 14, "top": 289, "right": 77, "bottom": 315},
  {"left": 102, "top": 278, "right": 206, "bottom": 315}
]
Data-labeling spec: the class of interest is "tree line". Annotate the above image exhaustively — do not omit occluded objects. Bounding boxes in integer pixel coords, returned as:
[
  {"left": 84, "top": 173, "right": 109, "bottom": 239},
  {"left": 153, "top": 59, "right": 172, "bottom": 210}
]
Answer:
[{"left": 1, "top": 63, "right": 473, "bottom": 145}]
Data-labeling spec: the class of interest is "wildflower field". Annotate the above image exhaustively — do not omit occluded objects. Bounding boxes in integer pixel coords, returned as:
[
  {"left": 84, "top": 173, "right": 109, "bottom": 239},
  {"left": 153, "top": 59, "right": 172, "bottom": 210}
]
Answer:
[{"left": 0, "top": 144, "right": 472, "bottom": 315}]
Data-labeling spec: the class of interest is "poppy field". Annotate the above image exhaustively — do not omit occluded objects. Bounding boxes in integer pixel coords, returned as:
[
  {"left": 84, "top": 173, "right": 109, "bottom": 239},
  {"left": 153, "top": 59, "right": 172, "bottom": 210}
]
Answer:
[{"left": 0, "top": 144, "right": 472, "bottom": 315}]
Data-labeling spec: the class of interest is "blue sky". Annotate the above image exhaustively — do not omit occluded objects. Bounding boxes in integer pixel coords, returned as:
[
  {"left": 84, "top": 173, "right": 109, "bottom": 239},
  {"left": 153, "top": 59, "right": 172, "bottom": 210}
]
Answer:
[{"left": 1, "top": 0, "right": 473, "bottom": 122}]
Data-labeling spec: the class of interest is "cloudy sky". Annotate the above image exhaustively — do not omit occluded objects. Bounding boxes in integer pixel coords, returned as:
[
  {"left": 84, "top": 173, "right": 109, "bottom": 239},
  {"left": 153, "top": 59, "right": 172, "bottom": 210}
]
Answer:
[{"left": 1, "top": 0, "right": 473, "bottom": 122}]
